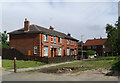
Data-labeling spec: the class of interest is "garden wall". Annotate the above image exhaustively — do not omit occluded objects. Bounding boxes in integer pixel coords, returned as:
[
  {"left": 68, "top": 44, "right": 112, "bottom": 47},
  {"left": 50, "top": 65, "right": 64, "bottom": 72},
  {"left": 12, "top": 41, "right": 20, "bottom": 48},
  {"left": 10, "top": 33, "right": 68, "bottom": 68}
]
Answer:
[{"left": 2, "top": 48, "right": 74, "bottom": 63}]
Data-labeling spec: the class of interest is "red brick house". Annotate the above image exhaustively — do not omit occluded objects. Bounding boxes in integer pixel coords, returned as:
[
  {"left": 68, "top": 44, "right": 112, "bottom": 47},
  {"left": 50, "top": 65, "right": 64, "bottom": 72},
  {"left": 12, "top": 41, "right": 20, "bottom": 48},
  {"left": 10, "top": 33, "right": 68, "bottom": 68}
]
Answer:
[
  {"left": 83, "top": 38, "right": 111, "bottom": 56},
  {"left": 8, "top": 19, "right": 79, "bottom": 58}
]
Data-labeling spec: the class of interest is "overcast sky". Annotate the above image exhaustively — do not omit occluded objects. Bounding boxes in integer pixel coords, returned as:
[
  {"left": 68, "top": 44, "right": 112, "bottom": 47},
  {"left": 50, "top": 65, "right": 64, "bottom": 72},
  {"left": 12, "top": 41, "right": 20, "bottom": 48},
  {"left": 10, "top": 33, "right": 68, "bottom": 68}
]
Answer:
[{"left": 1, "top": 0, "right": 118, "bottom": 42}]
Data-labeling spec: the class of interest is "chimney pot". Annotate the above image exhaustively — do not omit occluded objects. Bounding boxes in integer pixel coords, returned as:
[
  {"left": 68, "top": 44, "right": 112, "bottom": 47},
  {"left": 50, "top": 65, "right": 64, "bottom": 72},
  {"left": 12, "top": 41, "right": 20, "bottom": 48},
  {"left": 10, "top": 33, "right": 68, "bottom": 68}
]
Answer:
[
  {"left": 67, "top": 33, "right": 71, "bottom": 36},
  {"left": 49, "top": 26, "right": 54, "bottom": 30},
  {"left": 100, "top": 37, "right": 102, "bottom": 39},
  {"left": 24, "top": 18, "right": 30, "bottom": 31},
  {"left": 25, "top": 18, "right": 27, "bottom": 21}
]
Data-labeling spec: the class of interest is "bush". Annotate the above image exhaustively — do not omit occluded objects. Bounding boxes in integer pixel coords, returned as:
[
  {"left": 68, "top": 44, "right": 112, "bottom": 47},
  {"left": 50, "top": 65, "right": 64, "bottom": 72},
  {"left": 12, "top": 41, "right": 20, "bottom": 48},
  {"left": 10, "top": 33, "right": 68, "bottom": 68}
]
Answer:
[
  {"left": 86, "top": 50, "right": 95, "bottom": 55},
  {"left": 2, "top": 43, "right": 9, "bottom": 48}
]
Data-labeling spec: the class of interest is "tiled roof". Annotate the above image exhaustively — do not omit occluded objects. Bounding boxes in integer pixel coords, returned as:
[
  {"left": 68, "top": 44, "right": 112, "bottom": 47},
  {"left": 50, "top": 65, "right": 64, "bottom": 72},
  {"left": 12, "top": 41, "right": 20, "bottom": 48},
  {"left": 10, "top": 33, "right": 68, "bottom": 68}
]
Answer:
[
  {"left": 83, "top": 38, "right": 107, "bottom": 46},
  {"left": 8, "top": 24, "right": 78, "bottom": 41}
]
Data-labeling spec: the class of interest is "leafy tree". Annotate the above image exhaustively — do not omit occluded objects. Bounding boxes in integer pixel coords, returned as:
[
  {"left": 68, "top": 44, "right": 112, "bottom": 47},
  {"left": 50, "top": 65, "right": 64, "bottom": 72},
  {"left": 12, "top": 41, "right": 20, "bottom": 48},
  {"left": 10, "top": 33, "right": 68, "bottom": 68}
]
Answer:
[
  {"left": 105, "top": 17, "right": 120, "bottom": 55},
  {"left": 86, "top": 50, "right": 95, "bottom": 55},
  {"left": 0, "top": 31, "right": 9, "bottom": 48}
]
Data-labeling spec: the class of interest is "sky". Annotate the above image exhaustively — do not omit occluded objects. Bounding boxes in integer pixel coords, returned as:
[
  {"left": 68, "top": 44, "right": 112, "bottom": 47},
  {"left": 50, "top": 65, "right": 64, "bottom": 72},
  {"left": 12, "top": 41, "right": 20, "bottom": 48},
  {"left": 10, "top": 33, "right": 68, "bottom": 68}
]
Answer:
[{"left": 1, "top": 0, "right": 118, "bottom": 42}]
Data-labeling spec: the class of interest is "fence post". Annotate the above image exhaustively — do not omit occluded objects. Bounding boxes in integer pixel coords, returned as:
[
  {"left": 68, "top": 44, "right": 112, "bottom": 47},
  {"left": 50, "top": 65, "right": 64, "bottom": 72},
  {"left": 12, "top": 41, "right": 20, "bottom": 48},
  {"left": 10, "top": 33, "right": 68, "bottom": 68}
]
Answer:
[{"left": 14, "top": 57, "right": 16, "bottom": 73}]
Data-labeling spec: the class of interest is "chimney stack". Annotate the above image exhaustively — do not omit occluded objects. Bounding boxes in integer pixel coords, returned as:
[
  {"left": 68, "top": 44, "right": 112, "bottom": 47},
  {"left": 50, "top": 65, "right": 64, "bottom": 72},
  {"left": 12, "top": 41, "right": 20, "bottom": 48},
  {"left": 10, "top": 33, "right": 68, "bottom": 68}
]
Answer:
[
  {"left": 67, "top": 33, "right": 71, "bottom": 36},
  {"left": 24, "top": 18, "right": 30, "bottom": 32},
  {"left": 100, "top": 37, "right": 102, "bottom": 39},
  {"left": 49, "top": 26, "right": 54, "bottom": 30}
]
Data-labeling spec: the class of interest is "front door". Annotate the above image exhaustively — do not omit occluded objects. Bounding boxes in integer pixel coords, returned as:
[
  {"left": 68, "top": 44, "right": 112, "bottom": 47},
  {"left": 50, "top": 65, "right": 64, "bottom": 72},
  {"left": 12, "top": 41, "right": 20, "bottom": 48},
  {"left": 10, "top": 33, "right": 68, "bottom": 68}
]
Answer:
[
  {"left": 63, "top": 50, "right": 65, "bottom": 56},
  {"left": 51, "top": 48, "right": 57, "bottom": 57},
  {"left": 54, "top": 48, "right": 56, "bottom": 57},
  {"left": 51, "top": 48, "right": 53, "bottom": 57}
]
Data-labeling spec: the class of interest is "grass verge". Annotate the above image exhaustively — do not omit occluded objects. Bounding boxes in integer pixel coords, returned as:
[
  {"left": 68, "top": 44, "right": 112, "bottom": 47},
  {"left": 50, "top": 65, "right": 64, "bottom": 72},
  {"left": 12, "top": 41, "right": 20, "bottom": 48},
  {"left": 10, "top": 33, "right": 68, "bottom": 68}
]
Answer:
[
  {"left": 2, "top": 59, "right": 46, "bottom": 70},
  {"left": 26, "top": 56, "right": 120, "bottom": 73}
]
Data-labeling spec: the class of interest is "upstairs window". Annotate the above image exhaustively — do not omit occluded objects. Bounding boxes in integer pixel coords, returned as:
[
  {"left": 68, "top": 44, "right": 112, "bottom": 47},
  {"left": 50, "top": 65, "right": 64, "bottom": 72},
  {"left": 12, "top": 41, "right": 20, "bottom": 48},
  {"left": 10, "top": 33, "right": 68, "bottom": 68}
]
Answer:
[
  {"left": 67, "top": 40, "right": 69, "bottom": 45},
  {"left": 75, "top": 41, "right": 77, "bottom": 46},
  {"left": 34, "top": 46, "right": 37, "bottom": 54},
  {"left": 87, "top": 46, "right": 91, "bottom": 49},
  {"left": 44, "top": 34, "right": 48, "bottom": 42},
  {"left": 58, "top": 37, "right": 62, "bottom": 44},
  {"left": 54, "top": 37, "right": 56, "bottom": 43},
  {"left": 51, "top": 36, "right": 53, "bottom": 43},
  {"left": 71, "top": 41, "right": 74, "bottom": 46}
]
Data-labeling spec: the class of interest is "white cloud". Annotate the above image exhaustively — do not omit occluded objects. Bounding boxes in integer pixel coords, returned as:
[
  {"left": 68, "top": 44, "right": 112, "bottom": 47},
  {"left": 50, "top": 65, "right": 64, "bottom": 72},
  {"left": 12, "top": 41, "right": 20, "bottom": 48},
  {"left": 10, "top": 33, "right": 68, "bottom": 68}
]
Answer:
[{"left": 2, "top": 2, "right": 118, "bottom": 42}]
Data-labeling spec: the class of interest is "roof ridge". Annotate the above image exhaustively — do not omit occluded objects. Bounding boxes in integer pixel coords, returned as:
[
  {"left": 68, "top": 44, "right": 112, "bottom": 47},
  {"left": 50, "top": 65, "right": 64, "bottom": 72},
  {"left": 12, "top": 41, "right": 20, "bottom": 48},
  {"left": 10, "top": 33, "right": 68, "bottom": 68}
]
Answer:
[
  {"left": 8, "top": 27, "right": 24, "bottom": 34},
  {"left": 32, "top": 24, "right": 41, "bottom": 31}
]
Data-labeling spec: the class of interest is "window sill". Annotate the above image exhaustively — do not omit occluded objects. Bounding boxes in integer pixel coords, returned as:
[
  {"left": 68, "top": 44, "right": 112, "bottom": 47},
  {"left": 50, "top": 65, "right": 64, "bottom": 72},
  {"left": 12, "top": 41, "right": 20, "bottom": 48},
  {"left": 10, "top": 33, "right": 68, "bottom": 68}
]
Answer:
[
  {"left": 51, "top": 41, "right": 54, "bottom": 43},
  {"left": 44, "top": 41, "right": 48, "bottom": 43}
]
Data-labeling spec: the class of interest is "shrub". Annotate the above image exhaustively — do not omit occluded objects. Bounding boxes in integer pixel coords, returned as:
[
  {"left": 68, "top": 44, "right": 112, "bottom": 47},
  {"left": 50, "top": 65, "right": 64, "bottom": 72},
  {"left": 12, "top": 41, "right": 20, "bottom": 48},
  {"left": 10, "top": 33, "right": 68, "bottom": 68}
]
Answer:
[{"left": 86, "top": 50, "right": 95, "bottom": 55}]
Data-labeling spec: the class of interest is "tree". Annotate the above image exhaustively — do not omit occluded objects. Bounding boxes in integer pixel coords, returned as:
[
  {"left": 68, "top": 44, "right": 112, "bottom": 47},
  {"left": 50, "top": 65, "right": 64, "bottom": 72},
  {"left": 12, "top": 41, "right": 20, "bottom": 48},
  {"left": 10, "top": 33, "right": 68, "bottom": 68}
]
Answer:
[
  {"left": 0, "top": 31, "right": 9, "bottom": 48},
  {"left": 105, "top": 17, "right": 120, "bottom": 55},
  {"left": 86, "top": 50, "right": 95, "bottom": 55}
]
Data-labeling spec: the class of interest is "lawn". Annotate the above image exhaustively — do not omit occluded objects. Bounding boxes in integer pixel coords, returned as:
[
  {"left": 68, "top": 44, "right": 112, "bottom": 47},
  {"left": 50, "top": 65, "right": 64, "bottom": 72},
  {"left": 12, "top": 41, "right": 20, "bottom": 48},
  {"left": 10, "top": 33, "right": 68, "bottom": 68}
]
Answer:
[
  {"left": 38, "top": 56, "right": 120, "bottom": 72},
  {"left": 2, "top": 59, "right": 46, "bottom": 70}
]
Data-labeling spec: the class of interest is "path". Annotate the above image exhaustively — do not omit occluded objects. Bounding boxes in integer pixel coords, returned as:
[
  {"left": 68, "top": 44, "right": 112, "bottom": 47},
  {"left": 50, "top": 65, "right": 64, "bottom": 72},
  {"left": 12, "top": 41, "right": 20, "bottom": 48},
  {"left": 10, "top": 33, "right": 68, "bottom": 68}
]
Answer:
[{"left": 4, "top": 60, "right": 89, "bottom": 73}]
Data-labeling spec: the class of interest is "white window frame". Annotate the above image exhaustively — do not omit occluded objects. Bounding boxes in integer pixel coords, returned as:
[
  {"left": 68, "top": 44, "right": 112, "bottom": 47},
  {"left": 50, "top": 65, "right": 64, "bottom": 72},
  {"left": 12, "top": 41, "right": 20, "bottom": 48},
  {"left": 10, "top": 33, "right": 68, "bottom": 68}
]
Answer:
[
  {"left": 58, "top": 47, "right": 62, "bottom": 56},
  {"left": 75, "top": 41, "right": 76, "bottom": 46},
  {"left": 103, "top": 45, "right": 105, "bottom": 48},
  {"left": 71, "top": 41, "right": 74, "bottom": 46},
  {"left": 67, "top": 40, "right": 69, "bottom": 45},
  {"left": 67, "top": 48, "right": 69, "bottom": 55},
  {"left": 54, "top": 37, "right": 56, "bottom": 43},
  {"left": 44, "top": 46, "right": 48, "bottom": 56},
  {"left": 75, "top": 49, "right": 77, "bottom": 55},
  {"left": 51, "top": 36, "right": 54, "bottom": 43},
  {"left": 34, "top": 46, "right": 37, "bottom": 54},
  {"left": 44, "top": 34, "right": 48, "bottom": 41}
]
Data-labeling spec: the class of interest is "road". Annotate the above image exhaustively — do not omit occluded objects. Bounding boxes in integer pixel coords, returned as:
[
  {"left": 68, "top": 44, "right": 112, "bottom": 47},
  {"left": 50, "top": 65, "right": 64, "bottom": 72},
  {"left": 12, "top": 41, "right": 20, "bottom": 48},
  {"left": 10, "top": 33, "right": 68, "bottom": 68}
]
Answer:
[{"left": 2, "top": 69, "right": 119, "bottom": 81}]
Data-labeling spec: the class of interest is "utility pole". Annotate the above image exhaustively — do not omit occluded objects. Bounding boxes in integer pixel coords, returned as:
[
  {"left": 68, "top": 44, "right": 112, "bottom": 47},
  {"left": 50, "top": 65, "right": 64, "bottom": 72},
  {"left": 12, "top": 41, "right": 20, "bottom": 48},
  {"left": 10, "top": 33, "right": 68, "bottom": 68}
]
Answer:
[{"left": 81, "top": 35, "right": 84, "bottom": 60}]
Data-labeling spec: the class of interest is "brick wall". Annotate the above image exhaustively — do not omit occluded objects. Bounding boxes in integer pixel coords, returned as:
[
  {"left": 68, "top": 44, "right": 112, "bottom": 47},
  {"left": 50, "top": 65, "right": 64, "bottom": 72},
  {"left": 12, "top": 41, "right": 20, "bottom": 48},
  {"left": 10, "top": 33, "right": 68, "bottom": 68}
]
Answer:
[
  {"left": 9, "top": 33, "right": 78, "bottom": 58},
  {"left": 9, "top": 33, "right": 41, "bottom": 56}
]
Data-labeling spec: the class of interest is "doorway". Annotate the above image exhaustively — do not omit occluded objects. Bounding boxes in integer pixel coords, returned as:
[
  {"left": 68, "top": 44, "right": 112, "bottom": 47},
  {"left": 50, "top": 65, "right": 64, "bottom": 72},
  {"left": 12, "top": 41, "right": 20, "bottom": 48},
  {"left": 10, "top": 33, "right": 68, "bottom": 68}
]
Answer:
[{"left": 51, "top": 48, "right": 56, "bottom": 57}]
